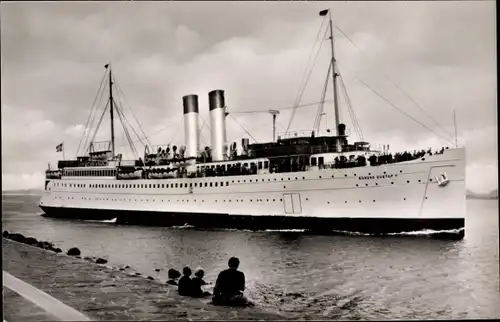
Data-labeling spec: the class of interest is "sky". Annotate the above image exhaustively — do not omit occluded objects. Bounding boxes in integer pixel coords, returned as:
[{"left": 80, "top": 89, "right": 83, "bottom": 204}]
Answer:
[{"left": 1, "top": 1, "right": 497, "bottom": 193}]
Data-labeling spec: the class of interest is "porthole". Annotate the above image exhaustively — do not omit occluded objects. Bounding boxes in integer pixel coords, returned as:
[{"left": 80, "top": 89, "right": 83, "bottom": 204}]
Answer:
[
  {"left": 331, "top": 175, "right": 334, "bottom": 178},
  {"left": 400, "top": 170, "right": 403, "bottom": 173},
  {"left": 359, "top": 200, "right": 361, "bottom": 203},
  {"left": 345, "top": 201, "right": 347, "bottom": 203},
  {"left": 407, "top": 180, "right": 410, "bottom": 183},
  {"left": 430, "top": 178, "right": 433, "bottom": 182},
  {"left": 280, "top": 199, "right": 282, "bottom": 202},
  {"left": 365, "top": 184, "right": 368, "bottom": 186},
  {"left": 345, "top": 174, "right": 347, "bottom": 177},
  {"left": 327, "top": 201, "right": 330, "bottom": 204},
  {"left": 305, "top": 198, "right": 309, "bottom": 201},
  {"left": 373, "top": 200, "right": 376, "bottom": 202},
  {"left": 319, "top": 176, "right": 322, "bottom": 179},
  {"left": 418, "top": 180, "right": 421, "bottom": 183},
  {"left": 356, "top": 184, "right": 359, "bottom": 187},
  {"left": 281, "top": 178, "right": 283, "bottom": 181},
  {"left": 391, "top": 182, "right": 394, "bottom": 184},
  {"left": 295, "top": 177, "right": 298, "bottom": 180},
  {"left": 403, "top": 198, "right": 406, "bottom": 200},
  {"left": 354, "top": 174, "right": 357, "bottom": 177}
]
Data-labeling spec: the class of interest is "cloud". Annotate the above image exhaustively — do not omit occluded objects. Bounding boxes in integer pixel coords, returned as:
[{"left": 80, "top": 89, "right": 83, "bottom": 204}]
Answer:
[{"left": 1, "top": 1, "right": 496, "bottom": 193}]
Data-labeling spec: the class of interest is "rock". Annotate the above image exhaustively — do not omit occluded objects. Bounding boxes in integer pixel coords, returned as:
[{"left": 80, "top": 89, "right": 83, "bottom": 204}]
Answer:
[
  {"left": 95, "top": 258, "right": 108, "bottom": 264},
  {"left": 119, "top": 268, "right": 124, "bottom": 271},
  {"left": 135, "top": 272, "right": 141, "bottom": 276},
  {"left": 286, "top": 292, "right": 303, "bottom": 298},
  {"left": 53, "top": 248, "right": 62, "bottom": 253},
  {"left": 25, "top": 237, "right": 38, "bottom": 245},
  {"left": 83, "top": 257, "right": 93, "bottom": 261},
  {"left": 147, "top": 276, "right": 154, "bottom": 280},
  {"left": 8, "top": 233, "right": 26, "bottom": 243},
  {"left": 154, "top": 268, "right": 160, "bottom": 272},
  {"left": 43, "top": 241, "right": 55, "bottom": 248},
  {"left": 67, "top": 247, "right": 81, "bottom": 256},
  {"left": 124, "top": 265, "right": 130, "bottom": 269},
  {"left": 76, "top": 256, "right": 82, "bottom": 259},
  {"left": 3, "top": 231, "right": 9, "bottom": 237}
]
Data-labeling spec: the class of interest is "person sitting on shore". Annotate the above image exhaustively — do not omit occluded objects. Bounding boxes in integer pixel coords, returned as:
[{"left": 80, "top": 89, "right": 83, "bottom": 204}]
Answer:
[
  {"left": 191, "top": 267, "right": 211, "bottom": 298},
  {"left": 212, "top": 257, "right": 254, "bottom": 307},
  {"left": 178, "top": 266, "right": 194, "bottom": 296},
  {"left": 166, "top": 268, "right": 181, "bottom": 286}
]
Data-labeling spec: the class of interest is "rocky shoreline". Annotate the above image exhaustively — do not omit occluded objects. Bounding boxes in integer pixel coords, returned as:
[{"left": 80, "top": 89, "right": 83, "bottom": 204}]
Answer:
[{"left": 2, "top": 231, "right": 285, "bottom": 320}]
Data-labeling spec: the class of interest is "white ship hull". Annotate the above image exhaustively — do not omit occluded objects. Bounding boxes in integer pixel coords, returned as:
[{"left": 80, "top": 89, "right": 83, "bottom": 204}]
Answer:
[{"left": 39, "top": 148, "right": 465, "bottom": 237}]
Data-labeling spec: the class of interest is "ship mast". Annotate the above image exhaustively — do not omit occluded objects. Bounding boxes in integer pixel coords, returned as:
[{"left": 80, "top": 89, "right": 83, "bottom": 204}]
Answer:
[
  {"left": 321, "top": 9, "right": 341, "bottom": 135},
  {"left": 106, "top": 63, "right": 116, "bottom": 158}
]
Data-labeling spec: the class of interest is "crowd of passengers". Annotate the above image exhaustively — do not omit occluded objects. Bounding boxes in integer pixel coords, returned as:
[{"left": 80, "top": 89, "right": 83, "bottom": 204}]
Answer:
[
  {"left": 166, "top": 257, "right": 253, "bottom": 307},
  {"left": 118, "top": 146, "right": 450, "bottom": 179}
]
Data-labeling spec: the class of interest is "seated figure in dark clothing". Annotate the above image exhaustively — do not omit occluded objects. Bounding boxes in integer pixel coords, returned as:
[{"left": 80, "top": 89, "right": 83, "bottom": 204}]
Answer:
[
  {"left": 212, "top": 257, "right": 253, "bottom": 306},
  {"left": 178, "top": 266, "right": 194, "bottom": 296},
  {"left": 192, "top": 267, "right": 211, "bottom": 298},
  {"left": 166, "top": 268, "right": 181, "bottom": 286}
]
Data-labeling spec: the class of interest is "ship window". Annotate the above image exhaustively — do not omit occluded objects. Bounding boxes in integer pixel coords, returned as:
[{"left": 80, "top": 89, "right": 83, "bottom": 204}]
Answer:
[
  {"left": 258, "top": 162, "right": 263, "bottom": 169},
  {"left": 215, "top": 182, "right": 218, "bottom": 187},
  {"left": 189, "top": 183, "right": 192, "bottom": 188},
  {"left": 244, "top": 163, "right": 248, "bottom": 167},
  {"left": 226, "top": 182, "right": 229, "bottom": 186},
  {"left": 153, "top": 184, "right": 156, "bottom": 188},
  {"left": 174, "top": 183, "right": 178, "bottom": 188},
  {"left": 204, "top": 182, "right": 208, "bottom": 187},
  {"left": 162, "top": 184, "right": 165, "bottom": 188},
  {"left": 210, "top": 182, "right": 213, "bottom": 187},
  {"left": 264, "top": 161, "right": 269, "bottom": 169},
  {"left": 149, "top": 184, "right": 152, "bottom": 188},
  {"left": 251, "top": 162, "right": 255, "bottom": 169},
  {"left": 194, "top": 183, "right": 197, "bottom": 187},
  {"left": 318, "top": 157, "right": 324, "bottom": 166},
  {"left": 311, "top": 157, "right": 317, "bottom": 166}
]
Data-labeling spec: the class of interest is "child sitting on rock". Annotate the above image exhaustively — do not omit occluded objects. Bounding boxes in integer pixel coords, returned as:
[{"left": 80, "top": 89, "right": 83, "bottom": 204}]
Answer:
[
  {"left": 166, "top": 268, "right": 181, "bottom": 286},
  {"left": 178, "top": 266, "right": 194, "bottom": 296},
  {"left": 192, "top": 267, "right": 211, "bottom": 297}
]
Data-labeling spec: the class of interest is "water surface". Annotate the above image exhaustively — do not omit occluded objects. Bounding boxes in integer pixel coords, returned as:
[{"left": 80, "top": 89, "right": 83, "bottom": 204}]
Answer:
[{"left": 2, "top": 193, "right": 499, "bottom": 319}]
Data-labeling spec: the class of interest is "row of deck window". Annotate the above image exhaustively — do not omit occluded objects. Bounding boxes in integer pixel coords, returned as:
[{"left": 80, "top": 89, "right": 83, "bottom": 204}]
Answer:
[{"left": 64, "top": 169, "right": 116, "bottom": 177}]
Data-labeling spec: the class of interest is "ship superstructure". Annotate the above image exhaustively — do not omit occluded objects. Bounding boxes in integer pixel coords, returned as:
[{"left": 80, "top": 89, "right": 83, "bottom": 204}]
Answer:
[{"left": 39, "top": 10, "right": 466, "bottom": 238}]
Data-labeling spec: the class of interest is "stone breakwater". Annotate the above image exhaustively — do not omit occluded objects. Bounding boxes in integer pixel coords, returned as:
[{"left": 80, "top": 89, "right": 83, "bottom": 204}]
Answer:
[{"left": 2, "top": 232, "right": 285, "bottom": 320}]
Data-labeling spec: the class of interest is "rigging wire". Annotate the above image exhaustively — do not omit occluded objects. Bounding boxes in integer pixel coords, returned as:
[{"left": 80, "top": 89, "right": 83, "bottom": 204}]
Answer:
[
  {"left": 113, "top": 87, "right": 148, "bottom": 150},
  {"left": 113, "top": 78, "right": 152, "bottom": 149},
  {"left": 313, "top": 61, "right": 332, "bottom": 133},
  {"left": 334, "top": 24, "right": 456, "bottom": 142},
  {"left": 285, "top": 23, "right": 330, "bottom": 135},
  {"left": 114, "top": 100, "right": 139, "bottom": 159},
  {"left": 76, "top": 69, "right": 108, "bottom": 157},
  {"left": 85, "top": 100, "right": 110, "bottom": 155},
  {"left": 228, "top": 113, "right": 258, "bottom": 143},
  {"left": 81, "top": 76, "right": 109, "bottom": 156},
  {"left": 338, "top": 71, "right": 364, "bottom": 140},
  {"left": 293, "top": 17, "right": 328, "bottom": 108},
  {"left": 337, "top": 61, "right": 456, "bottom": 145}
]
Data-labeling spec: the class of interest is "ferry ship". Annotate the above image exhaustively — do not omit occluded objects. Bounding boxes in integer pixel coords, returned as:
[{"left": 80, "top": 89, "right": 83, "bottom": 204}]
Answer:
[{"left": 39, "top": 10, "right": 466, "bottom": 238}]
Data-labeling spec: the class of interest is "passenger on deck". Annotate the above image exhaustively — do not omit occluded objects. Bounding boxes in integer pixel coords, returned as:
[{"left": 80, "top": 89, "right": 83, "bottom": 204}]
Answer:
[
  {"left": 212, "top": 257, "right": 254, "bottom": 307},
  {"left": 192, "top": 267, "right": 211, "bottom": 298},
  {"left": 178, "top": 266, "right": 194, "bottom": 296},
  {"left": 166, "top": 268, "right": 181, "bottom": 286}
]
